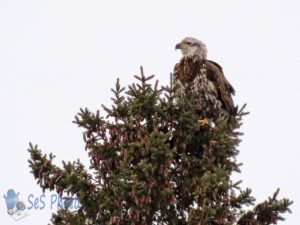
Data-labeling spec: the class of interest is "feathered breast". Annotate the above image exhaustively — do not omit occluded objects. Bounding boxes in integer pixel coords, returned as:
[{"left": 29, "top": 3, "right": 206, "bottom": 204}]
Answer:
[
  {"left": 173, "top": 57, "right": 205, "bottom": 83},
  {"left": 173, "top": 57, "right": 236, "bottom": 116}
]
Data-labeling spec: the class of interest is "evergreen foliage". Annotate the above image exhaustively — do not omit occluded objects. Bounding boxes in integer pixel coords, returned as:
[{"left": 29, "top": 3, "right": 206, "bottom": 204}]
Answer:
[{"left": 28, "top": 67, "right": 292, "bottom": 225}]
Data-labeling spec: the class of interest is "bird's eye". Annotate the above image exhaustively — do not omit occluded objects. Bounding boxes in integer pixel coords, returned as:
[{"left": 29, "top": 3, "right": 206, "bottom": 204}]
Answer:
[{"left": 186, "top": 42, "right": 191, "bottom": 45}]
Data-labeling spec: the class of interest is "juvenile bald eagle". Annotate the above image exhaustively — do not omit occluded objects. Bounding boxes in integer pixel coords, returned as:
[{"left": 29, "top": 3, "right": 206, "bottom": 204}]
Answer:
[{"left": 173, "top": 37, "right": 236, "bottom": 125}]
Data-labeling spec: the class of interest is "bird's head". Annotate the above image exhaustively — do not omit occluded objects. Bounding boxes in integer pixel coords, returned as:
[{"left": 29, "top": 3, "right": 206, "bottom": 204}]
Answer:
[{"left": 175, "top": 37, "right": 207, "bottom": 59}]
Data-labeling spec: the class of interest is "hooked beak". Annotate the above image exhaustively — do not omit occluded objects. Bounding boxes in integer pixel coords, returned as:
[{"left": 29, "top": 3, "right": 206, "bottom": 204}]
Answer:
[{"left": 175, "top": 43, "right": 182, "bottom": 50}]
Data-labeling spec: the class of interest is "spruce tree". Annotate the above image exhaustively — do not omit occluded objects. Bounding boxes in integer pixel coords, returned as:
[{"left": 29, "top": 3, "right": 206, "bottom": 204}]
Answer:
[{"left": 28, "top": 67, "right": 292, "bottom": 225}]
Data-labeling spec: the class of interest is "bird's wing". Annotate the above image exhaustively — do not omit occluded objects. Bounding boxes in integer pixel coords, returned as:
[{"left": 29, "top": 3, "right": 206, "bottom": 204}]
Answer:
[{"left": 206, "top": 60, "right": 236, "bottom": 115}]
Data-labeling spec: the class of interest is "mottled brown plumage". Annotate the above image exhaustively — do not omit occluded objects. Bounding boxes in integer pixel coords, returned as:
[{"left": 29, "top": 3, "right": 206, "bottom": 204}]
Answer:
[
  {"left": 173, "top": 37, "right": 236, "bottom": 125},
  {"left": 206, "top": 60, "right": 236, "bottom": 116}
]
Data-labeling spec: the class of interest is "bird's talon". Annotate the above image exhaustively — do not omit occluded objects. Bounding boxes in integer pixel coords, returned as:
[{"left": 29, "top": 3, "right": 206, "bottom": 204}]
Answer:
[{"left": 198, "top": 118, "right": 209, "bottom": 126}]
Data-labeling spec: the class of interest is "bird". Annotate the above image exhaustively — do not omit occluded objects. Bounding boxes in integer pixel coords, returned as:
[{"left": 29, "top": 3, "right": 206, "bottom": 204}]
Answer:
[{"left": 173, "top": 37, "right": 236, "bottom": 126}]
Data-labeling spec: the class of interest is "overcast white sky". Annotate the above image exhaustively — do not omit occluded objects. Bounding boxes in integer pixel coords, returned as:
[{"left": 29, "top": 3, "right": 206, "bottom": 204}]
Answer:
[{"left": 1, "top": 0, "right": 299, "bottom": 224}]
